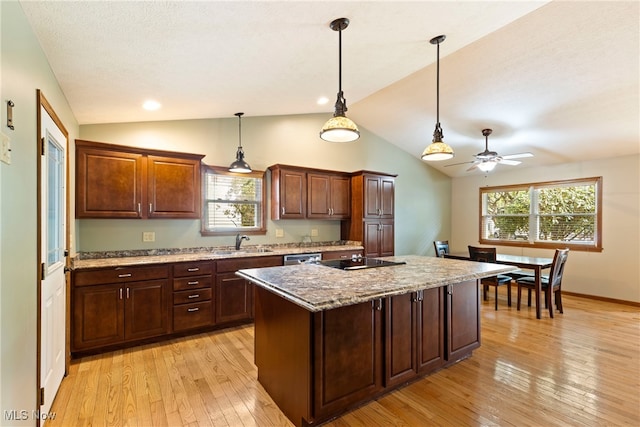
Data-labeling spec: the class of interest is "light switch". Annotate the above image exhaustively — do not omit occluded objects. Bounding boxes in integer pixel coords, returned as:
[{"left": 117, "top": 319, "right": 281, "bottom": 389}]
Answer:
[
  {"left": 275, "top": 228, "right": 284, "bottom": 238},
  {"left": 1, "top": 132, "right": 11, "bottom": 165},
  {"left": 142, "top": 231, "right": 155, "bottom": 242},
  {"left": 311, "top": 228, "right": 318, "bottom": 237}
]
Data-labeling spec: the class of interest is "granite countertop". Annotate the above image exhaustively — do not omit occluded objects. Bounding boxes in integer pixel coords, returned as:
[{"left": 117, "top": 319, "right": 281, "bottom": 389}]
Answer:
[
  {"left": 71, "top": 241, "right": 364, "bottom": 270},
  {"left": 237, "top": 255, "right": 518, "bottom": 312}
]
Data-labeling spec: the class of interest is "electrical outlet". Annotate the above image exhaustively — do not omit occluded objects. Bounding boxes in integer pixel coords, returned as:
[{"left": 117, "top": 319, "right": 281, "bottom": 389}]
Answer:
[
  {"left": 1, "top": 132, "right": 11, "bottom": 165},
  {"left": 310, "top": 228, "right": 318, "bottom": 237},
  {"left": 275, "top": 228, "right": 284, "bottom": 238},
  {"left": 142, "top": 231, "right": 155, "bottom": 242}
]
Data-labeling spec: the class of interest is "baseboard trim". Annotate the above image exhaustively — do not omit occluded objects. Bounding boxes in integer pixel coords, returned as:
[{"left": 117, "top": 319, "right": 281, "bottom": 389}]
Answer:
[{"left": 563, "top": 291, "right": 640, "bottom": 307}]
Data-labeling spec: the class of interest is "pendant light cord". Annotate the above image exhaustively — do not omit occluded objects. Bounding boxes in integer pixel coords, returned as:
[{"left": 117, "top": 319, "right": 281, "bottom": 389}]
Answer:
[
  {"left": 435, "top": 40, "right": 440, "bottom": 125},
  {"left": 338, "top": 27, "right": 342, "bottom": 94}
]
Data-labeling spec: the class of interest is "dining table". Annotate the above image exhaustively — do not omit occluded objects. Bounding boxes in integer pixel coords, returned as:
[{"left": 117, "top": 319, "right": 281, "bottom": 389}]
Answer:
[{"left": 444, "top": 252, "right": 554, "bottom": 319}]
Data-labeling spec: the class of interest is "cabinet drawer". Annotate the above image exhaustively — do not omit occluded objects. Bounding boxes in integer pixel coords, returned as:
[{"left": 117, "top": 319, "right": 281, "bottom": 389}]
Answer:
[
  {"left": 173, "top": 275, "right": 212, "bottom": 291},
  {"left": 322, "top": 249, "right": 364, "bottom": 260},
  {"left": 74, "top": 265, "right": 168, "bottom": 287},
  {"left": 217, "top": 255, "right": 283, "bottom": 273},
  {"left": 173, "top": 301, "right": 213, "bottom": 331},
  {"left": 173, "top": 288, "right": 212, "bottom": 305},
  {"left": 173, "top": 261, "right": 214, "bottom": 277}
]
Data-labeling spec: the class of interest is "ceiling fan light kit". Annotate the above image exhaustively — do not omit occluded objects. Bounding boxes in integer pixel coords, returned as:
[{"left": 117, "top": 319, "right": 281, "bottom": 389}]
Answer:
[
  {"left": 421, "top": 34, "right": 454, "bottom": 162},
  {"left": 320, "top": 17, "right": 360, "bottom": 143}
]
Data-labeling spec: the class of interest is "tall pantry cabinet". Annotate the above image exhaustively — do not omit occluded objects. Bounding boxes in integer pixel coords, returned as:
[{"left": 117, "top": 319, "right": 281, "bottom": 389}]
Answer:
[{"left": 342, "top": 171, "right": 397, "bottom": 257}]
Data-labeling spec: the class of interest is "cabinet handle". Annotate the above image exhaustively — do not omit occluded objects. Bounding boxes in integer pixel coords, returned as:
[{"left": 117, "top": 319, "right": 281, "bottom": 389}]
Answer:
[
  {"left": 187, "top": 268, "right": 200, "bottom": 272},
  {"left": 149, "top": 203, "right": 153, "bottom": 213},
  {"left": 281, "top": 206, "right": 285, "bottom": 215},
  {"left": 126, "top": 287, "right": 130, "bottom": 299},
  {"left": 137, "top": 203, "right": 141, "bottom": 215},
  {"left": 187, "top": 281, "right": 199, "bottom": 285},
  {"left": 119, "top": 288, "right": 123, "bottom": 299},
  {"left": 118, "top": 273, "right": 132, "bottom": 278},
  {"left": 378, "top": 208, "right": 382, "bottom": 216},
  {"left": 187, "top": 307, "right": 199, "bottom": 312},
  {"left": 187, "top": 294, "right": 200, "bottom": 299},
  {"left": 418, "top": 290, "right": 424, "bottom": 301},
  {"left": 412, "top": 292, "right": 418, "bottom": 303},
  {"left": 375, "top": 298, "right": 383, "bottom": 311}
]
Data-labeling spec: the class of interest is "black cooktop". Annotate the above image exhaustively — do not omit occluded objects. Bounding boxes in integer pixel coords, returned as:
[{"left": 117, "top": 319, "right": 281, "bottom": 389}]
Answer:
[{"left": 320, "top": 258, "right": 406, "bottom": 271}]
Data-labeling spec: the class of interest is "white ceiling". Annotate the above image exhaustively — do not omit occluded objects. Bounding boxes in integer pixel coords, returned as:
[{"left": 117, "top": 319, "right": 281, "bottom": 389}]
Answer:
[{"left": 20, "top": 1, "right": 639, "bottom": 177}]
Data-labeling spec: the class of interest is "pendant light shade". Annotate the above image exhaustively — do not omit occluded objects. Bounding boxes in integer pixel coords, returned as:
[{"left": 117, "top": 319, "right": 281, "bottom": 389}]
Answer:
[
  {"left": 229, "top": 112, "right": 252, "bottom": 173},
  {"left": 320, "top": 18, "right": 360, "bottom": 143},
  {"left": 421, "top": 35, "right": 454, "bottom": 161}
]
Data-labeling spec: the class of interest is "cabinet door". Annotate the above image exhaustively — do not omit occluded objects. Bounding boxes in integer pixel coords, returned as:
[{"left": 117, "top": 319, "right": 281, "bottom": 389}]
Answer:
[
  {"left": 364, "top": 175, "right": 382, "bottom": 218},
  {"left": 76, "top": 147, "right": 144, "bottom": 218},
  {"left": 215, "top": 272, "right": 254, "bottom": 324},
  {"left": 72, "top": 284, "right": 124, "bottom": 350},
  {"left": 280, "top": 169, "right": 306, "bottom": 219},
  {"left": 124, "top": 280, "right": 169, "bottom": 341},
  {"left": 307, "top": 173, "right": 331, "bottom": 218},
  {"left": 446, "top": 280, "right": 480, "bottom": 363},
  {"left": 147, "top": 155, "right": 201, "bottom": 218},
  {"left": 380, "top": 177, "right": 395, "bottom": 218},
  {"left": 379, "top": 220, "right": 395, "bottom": 257},
  {"left": 385, "top": 293, "right": 417, "bottom": 387},
  {"left": 329, "top": 175, "right": 351, "bottom": 218},
  {"left": 313, "top": 299, "right": 383, "bottom": 419},
  {"left": 417, "top": 287, "right": 445, "bottom": 374},
  {"left": 363, "top": 221, "right": 381, "bottom": 258}
]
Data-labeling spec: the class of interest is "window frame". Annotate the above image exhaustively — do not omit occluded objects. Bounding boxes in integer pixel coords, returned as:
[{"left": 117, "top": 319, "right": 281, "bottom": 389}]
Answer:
[
  {"left": 200, "top": 165, "right": 267, "bottom": 236},
  {"left": 478, "top": 177, "right": 603, "bottom": 252}
]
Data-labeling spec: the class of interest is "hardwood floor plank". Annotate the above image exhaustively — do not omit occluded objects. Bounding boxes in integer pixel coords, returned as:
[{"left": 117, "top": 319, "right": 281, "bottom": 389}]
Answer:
[{"left": 50, "top": 294, "right": 640, "bottom": 426}]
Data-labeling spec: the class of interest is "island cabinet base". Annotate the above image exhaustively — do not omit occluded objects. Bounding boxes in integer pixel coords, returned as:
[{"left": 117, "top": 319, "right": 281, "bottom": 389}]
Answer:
[{"left": 254, "top": 279, "right": 480, "bottom": 427}]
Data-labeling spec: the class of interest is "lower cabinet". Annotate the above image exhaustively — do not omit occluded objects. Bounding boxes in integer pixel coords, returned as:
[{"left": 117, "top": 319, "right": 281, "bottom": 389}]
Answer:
[
  {"left": 172, "top": 261, "right": 214, "bottom": 332},
  {"left": 215, "top": 255, "right": 283, "bottom": 325},
  {"left": 72, "top": 265, "right": 170, "bottom": 352},
  {"left": 385, "top": 287, "right": 445, "bottom": 388},
  {"left": 363, "top": 219, "right": 394, "bottom": 257},
  {"left": 254, "top": 280, "right": 480, "bottom": 427}
]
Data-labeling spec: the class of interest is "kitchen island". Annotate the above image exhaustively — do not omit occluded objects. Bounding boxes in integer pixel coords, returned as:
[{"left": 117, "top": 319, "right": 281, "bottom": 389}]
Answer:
[{"left": 237, "top": 255, "right": 517, "bottom": 426}]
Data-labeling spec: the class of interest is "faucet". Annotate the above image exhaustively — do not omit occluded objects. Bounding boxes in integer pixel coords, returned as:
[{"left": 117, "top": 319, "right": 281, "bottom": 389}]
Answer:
[{"left": 235, "top": 233, "right": 250, "bottom": 250}]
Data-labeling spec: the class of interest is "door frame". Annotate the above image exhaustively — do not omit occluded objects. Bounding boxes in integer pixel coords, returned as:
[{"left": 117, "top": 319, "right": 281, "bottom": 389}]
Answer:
[{"left": 36, "top": 90, "right": 71, "bottom": 423}]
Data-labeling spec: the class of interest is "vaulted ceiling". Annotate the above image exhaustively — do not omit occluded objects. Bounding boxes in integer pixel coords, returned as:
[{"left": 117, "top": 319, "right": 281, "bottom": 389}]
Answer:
[{"left": 20, "top": 1, "right": 639, "bottom": 177}]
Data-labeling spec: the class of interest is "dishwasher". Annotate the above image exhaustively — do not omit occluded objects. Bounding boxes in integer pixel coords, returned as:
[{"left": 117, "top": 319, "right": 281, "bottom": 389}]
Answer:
[{"left": 283, "top": 253, "right": 322, "bottom": 265}]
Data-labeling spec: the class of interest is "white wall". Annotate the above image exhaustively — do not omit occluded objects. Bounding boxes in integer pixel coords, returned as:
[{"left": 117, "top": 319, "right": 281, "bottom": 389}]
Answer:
[
  {"left": 451, "top": 154, "right": 640, "bottom": 303},
  {"left": 78, "top": 115, "right": 451, "bottom": 255},
  {"left": 1, "top": 2, "right": 79, "bottom": 423}
]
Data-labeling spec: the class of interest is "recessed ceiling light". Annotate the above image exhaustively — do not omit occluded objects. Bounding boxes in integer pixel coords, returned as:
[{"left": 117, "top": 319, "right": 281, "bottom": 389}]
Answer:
[
  {"left": 143, "top": 100, "right": 161, "bottom": 111},
  {"left": 317, "top": 97, "right": 329, "bottom": 105}
]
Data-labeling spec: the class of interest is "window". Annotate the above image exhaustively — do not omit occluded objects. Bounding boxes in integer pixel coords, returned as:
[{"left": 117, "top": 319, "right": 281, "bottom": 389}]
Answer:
[
  {"left": 201, "top": 165, "right": 266, "bottom": 235},
  {"left": 479, "top": 177, "right": 602, "bottom": 252}
]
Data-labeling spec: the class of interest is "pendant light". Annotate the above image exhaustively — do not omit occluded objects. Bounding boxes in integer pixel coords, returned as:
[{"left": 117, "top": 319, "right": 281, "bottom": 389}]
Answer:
[
  {"left": 319, "top": 17, "right": 360, "bottom": 143},
  {"left": 421, "top": 35, "right": 454, "bottom": 161},
  {"left": 229, "top": 112, "right": 252, "bottom": 173}
]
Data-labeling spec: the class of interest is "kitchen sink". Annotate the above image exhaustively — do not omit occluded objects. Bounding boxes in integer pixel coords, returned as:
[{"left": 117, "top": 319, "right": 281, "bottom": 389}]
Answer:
[{"left": 213, "top": 248, "right": 274, "bottom": 255}]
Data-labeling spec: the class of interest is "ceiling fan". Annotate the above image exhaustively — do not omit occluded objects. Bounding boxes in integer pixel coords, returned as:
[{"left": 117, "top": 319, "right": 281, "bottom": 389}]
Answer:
[{"left": 445, "top": 128, "right": 533, "bottom": 172}]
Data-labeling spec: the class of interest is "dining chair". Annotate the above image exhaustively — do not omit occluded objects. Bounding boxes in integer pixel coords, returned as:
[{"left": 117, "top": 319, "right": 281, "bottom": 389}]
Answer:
[
  {"left": 468, "top": 246, "right": 513, "bottom": 310},
  {"left": 516, "top": 248, "right": 569, "bottom": 318},
  {"left": 433, "top": 240, "right": 449, "bottom": 257}
]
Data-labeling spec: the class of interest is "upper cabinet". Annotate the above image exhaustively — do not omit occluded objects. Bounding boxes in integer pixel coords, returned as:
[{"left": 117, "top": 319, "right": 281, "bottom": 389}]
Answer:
[
  {"left": 76, "top": 140, "right": 204, "bottom": 219},
  {"left": 363, "top": 174, "right": 395, "bottom": 219},
  {"left": 269, "top": 165, "right": 350, "bottom": 220}
]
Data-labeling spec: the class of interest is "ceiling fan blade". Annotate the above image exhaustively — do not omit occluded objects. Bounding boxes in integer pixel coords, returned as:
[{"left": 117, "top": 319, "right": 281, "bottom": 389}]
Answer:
[
  {"left": 501, "top": 152, "right": 533, "bottom": 160},
  {"left": 497, "top": 159, "right": 521, "bottom": 166},
  {"left": 444, "top": 160, "right": 476, "bottom": 168},
  {"left": 466, "top": 163, "right": 479, "bottom": 172}
]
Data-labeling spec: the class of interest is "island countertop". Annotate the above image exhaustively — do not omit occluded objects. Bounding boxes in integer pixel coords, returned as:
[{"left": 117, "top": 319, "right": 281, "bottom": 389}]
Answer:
[{"left": 237, "top": 254, "right": 517, "bottom": 312}]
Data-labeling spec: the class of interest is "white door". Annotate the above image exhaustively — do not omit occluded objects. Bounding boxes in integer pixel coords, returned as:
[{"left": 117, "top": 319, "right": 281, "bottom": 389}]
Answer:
[{"left": 40, "top": 103, "right": 67, "bottom": 420}]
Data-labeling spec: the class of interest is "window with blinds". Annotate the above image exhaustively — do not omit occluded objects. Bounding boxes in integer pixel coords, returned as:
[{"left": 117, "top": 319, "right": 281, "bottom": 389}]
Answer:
[
  {"left": 479, "top": 177, "right": 602, "bottom": 251},
  {"left": 201, "top": 166, "right": 266, "bottom": 235}
]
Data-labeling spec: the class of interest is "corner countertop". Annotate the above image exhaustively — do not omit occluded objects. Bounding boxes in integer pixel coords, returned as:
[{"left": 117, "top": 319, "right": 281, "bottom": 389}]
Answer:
[
  {"left": 237, "top": 255, "right": 518, "bottom": 312},
  {"left": 71, "top": 242, "right": 364, "bottom": 270}
]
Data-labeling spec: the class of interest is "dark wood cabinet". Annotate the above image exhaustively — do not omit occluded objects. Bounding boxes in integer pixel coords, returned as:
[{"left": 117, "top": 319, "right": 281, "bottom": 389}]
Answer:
[
  {"left": 313, "top": 299, "right": 384, "bottom": 419},
  {"left": 446, "top": 280, "right": 481, "bottom": 362},
  {"left": 72, "top": 265, "right": 170, "bottom": 352},
  {"left": 307, "top": 172, "right": 350, "bottom": 219},
  {"left": 385, "top": 287, "right": 444, "bottom": 388},
  {"left": 321, "top": 249, "right": 364, "bottom": 261},
  {"left": 215, "top": 255, "right": 283, "bottom": 324},
  {"left": 172, "top": 261, "right": 214, "bottom": 332},
  {"left": 270, "top": 165, "right": 306, "bottom": 219},
  {"left": 342, "top": 171, "right": 397, "bottom": 257},
  {"left": 76, "top": 140, "right": 203, "bottom": 219}
]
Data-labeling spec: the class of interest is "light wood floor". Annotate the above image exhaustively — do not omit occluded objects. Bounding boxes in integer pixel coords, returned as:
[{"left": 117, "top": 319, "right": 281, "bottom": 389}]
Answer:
[{"left": 49, "top": 291, "right": 640, "bottom": 426}]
